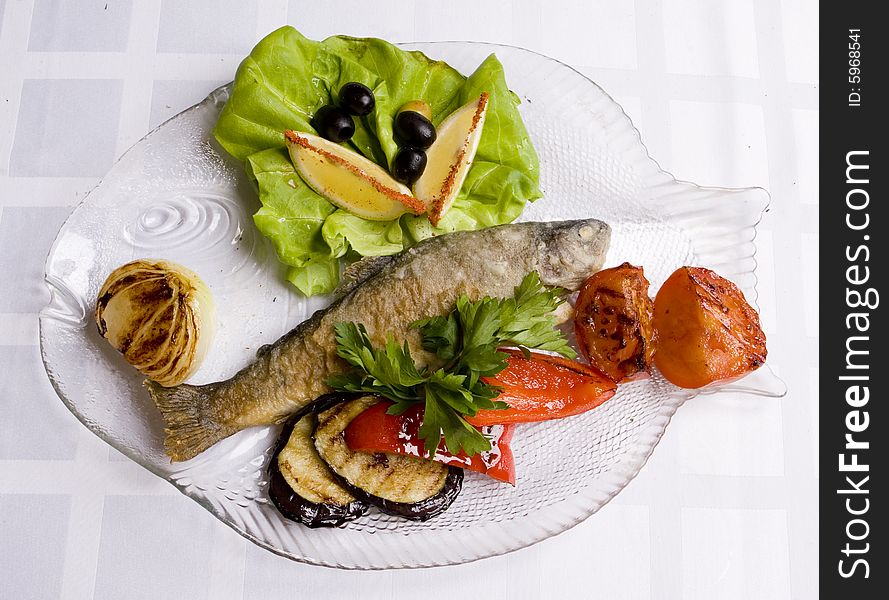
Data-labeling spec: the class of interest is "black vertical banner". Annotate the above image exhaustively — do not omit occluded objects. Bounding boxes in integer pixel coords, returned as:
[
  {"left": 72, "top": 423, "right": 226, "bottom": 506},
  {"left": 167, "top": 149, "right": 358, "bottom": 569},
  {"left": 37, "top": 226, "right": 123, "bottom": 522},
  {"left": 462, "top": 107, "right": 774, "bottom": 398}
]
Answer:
[{"left": 821, "top": 2, "right": 885, "bottom": 596}]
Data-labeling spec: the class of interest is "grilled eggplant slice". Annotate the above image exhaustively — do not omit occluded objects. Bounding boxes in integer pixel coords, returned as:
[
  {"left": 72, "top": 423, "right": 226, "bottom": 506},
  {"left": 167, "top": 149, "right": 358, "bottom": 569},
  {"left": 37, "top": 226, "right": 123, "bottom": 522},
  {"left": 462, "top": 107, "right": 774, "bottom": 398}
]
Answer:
[
  {"left": 314, "top": 395, "right": 463, "bottom": 521},
  {"left": 268, "top": 412, "right": 368, "bottom": 528}
]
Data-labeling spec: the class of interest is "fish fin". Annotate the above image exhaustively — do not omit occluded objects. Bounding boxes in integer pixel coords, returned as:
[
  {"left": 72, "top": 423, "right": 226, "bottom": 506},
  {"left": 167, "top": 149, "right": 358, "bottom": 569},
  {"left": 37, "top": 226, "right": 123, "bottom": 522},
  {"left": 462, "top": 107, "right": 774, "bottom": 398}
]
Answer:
[
  {"left": 335, "top": 255, "right": 395, "bottom": 297},
  {"left": 145, "top": 380, "right": 234, "bottom": 461}
]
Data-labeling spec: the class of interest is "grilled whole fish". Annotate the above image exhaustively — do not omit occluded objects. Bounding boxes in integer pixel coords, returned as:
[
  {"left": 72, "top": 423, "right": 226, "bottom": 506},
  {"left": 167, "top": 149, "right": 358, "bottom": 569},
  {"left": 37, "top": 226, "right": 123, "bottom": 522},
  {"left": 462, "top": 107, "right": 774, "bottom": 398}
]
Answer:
[{"left": 147, "top": 219, "right": 610, "bottom": 461}]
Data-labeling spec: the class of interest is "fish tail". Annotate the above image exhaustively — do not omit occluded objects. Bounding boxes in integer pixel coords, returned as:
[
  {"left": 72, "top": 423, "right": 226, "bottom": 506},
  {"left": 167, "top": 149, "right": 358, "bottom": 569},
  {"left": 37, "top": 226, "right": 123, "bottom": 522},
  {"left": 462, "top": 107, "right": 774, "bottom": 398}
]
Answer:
[{"left": 145, "top": 380, "right": 234, "bottom": 461}]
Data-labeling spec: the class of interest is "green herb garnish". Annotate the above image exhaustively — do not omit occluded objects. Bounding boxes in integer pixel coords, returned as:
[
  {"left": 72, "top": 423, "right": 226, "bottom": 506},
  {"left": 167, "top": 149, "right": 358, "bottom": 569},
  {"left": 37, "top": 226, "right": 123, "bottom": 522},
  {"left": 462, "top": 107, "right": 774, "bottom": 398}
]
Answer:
[{"left": 327, "top": 271, "right": 574, "bottom": 456}]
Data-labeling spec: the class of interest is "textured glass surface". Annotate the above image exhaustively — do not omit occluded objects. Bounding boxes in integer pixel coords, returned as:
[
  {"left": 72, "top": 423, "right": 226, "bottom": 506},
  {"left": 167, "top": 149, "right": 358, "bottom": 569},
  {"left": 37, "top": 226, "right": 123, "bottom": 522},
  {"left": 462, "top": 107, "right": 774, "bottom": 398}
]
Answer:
[{"left": 40, "top": 42, "right": 785, "bottom": 569}]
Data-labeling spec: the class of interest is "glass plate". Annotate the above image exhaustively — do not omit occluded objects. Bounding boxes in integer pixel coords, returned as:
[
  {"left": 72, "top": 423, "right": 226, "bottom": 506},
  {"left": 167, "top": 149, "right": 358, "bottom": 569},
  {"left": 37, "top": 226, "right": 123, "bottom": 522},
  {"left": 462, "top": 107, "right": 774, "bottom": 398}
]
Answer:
[{"left": 40, "top": 42, "right": 785, "bottom": 569}]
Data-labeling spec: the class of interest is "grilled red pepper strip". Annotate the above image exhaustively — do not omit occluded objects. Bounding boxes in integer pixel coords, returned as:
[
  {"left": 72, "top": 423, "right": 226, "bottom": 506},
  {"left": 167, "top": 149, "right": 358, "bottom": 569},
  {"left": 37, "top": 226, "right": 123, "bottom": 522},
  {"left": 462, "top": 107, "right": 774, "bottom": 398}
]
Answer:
[
  {"left": 344, "top": 401, "right": 516, "bottom": 484},
  {"left": 466, "top": 349, "right": 618, "bottom": 426}
]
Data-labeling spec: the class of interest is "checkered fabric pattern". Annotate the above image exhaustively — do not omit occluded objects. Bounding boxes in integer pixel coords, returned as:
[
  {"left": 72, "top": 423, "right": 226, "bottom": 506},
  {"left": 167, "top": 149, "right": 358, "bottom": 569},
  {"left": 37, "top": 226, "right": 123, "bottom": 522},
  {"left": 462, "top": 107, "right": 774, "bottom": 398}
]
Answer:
[{"left": 0, "top": 1, "right": 818, "bottom": 598}]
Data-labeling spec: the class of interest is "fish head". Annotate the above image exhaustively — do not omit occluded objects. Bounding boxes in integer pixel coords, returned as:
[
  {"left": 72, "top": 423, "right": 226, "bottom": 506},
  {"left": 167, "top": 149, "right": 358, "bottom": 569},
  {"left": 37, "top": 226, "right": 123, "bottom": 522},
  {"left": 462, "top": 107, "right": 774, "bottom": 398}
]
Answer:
[{"left": 535, "top": 219, "right": 611, "bottom": 291}]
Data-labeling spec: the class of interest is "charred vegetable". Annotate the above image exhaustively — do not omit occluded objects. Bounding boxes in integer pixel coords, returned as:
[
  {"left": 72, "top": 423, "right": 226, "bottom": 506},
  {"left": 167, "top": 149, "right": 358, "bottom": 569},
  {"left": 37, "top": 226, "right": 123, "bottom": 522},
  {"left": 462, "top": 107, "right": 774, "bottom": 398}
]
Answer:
[
  {"left": 314, "top": 395, "right": 463, "bottom": 520},
  {"left": 574, "top": 263, "right": 655, "bottom": 383},
  {"left": 468, "top": 349, "right": 617, "bottom": 426},
  {"left": 268, "top": 411, "right": 368, "bottom": 528},
  {"left": 653, "top": 267, "right": 767, "bottom": 388},
  {"left": 344, "top": 400, "right": 516, "bottom": 484},
  {"left": 95, "top": 259, "right": 215, "bottom": 387}
]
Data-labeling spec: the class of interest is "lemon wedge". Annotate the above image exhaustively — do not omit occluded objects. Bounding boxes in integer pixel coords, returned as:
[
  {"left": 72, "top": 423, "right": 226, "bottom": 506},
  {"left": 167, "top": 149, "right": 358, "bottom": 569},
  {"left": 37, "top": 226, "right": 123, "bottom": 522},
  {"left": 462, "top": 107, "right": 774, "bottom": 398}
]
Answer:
[
  {"left": 413, "top": 93, "right": 488, "bottom": 226},
  {"left": 285, "top": 131, "right": 425, "bottom": 221}
]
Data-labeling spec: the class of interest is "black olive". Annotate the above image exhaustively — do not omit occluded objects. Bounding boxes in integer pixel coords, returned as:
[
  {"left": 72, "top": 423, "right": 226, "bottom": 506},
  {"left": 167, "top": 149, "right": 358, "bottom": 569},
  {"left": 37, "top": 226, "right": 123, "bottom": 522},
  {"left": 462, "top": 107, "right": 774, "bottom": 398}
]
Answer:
[
  {"left": 391, "top": 148, "right": 427, "bottom": 185},
  {"left": 339, "top": 82, "right": 375, "bottom": 116},
  {"left": 312, "top": 105, "right": 355, "bottom": 142},
  {"left": 394, "top": 111, "right": 436, "bottom": 149}
]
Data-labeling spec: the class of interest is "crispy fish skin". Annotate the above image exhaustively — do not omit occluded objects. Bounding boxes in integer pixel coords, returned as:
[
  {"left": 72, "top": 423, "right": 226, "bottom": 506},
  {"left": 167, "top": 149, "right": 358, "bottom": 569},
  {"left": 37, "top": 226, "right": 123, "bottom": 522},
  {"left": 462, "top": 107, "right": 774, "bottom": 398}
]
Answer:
[{"left": 147, "top": 219, "right": 610, "bottom": 461}]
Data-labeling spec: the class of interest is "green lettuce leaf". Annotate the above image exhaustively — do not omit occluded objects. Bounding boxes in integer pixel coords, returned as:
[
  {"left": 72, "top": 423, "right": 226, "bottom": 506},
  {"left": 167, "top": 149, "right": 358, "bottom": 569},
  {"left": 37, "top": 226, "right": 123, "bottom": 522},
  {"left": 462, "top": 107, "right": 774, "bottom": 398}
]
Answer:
[
  {"left": 322, "top": 211, "right": 405, "bottom": 257},
  {"left": 214, "top": 26, "right": 542, "bottom": 296},
  {"left": 245, "top": 148, "right": 341, "bottom": 295}
]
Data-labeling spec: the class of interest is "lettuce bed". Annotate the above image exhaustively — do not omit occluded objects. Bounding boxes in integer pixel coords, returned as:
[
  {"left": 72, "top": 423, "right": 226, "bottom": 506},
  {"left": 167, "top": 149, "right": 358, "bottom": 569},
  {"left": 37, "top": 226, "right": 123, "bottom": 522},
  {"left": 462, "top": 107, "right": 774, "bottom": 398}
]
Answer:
[{"left": 214, "top": 26, "right": 541, "bottom": 295}]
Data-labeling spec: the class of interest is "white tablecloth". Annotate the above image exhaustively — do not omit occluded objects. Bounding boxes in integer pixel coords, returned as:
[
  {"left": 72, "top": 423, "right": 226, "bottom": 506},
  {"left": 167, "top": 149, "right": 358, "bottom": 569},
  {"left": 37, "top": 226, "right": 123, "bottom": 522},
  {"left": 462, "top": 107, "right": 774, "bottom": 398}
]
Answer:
[{"left": 0, "top": 1, "right": 819, "bottom": 598}]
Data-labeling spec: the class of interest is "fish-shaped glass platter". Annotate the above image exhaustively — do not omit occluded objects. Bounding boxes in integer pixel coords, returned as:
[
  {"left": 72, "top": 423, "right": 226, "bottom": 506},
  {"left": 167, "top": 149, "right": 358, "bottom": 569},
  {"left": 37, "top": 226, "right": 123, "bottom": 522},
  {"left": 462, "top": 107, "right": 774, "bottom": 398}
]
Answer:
[{"left": 40, "top": 42, "right": 786, "bottom": 569}]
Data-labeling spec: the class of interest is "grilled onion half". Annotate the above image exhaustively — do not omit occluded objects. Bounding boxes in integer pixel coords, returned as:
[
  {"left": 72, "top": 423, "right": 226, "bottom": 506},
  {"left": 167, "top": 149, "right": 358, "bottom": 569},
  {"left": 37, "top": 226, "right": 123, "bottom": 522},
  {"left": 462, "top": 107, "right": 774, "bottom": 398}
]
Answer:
[{"left": 95, "top": 259, "right": 215, "bottom": 387}]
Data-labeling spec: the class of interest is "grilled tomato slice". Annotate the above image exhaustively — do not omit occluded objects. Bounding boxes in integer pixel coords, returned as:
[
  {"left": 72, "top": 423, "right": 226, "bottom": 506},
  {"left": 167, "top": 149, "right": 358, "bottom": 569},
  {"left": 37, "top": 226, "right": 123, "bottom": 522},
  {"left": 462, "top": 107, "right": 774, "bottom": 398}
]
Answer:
[
  {"left": 652, "top": 267, "right": 767, "bottom": 388},
  {"left": 574, "top": 263, "right": 655, "bottom": 382}
]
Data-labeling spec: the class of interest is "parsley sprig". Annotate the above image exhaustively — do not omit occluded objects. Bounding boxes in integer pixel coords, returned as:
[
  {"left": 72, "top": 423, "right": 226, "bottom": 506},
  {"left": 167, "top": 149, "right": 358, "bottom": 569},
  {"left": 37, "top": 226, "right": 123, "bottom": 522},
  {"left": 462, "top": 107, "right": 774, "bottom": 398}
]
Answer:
[{"left": 326, "top": 271, "right": 574, "bottom": 456}]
